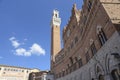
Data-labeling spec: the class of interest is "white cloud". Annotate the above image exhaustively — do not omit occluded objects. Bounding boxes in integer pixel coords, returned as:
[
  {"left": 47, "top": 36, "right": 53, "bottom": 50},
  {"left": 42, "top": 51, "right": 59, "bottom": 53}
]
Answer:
[
  {"left": 14, "top": 43, "right": 45, "bottom": 57},
  {"left": 9, "top": 37, "right": 15, "bottom": 41},
  {"left": 30, "top": 43, "right": 45, "bottom": 55},
  {"left": 9, "top": 37, "right": 20, "bottom": 48},
  {"left": 12, "top": 41, "right": 20, "bottom": 48},
  {"left": 9, "top": 37, "right": 45, "bottom": 57},
  {"left": 15, "top": 48, "right": 31, "bottom": 56}
]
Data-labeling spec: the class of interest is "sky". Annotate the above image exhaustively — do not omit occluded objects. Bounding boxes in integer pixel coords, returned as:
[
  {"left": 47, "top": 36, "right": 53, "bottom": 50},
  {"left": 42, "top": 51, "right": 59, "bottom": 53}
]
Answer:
[{"left": 0, "top": 0, "right": 83, "bottom": 70}]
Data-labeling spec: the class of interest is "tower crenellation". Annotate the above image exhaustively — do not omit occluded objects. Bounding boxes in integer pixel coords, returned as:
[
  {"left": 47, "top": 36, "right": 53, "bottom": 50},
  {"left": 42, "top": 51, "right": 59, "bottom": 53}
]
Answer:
[{"left": 51, "top": 10, "right": 61, "bottom": 27}]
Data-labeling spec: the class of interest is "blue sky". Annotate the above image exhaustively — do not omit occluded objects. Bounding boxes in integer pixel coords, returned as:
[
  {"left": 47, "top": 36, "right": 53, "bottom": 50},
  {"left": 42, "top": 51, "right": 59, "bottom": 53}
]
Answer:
[{"left": 0, "top": 0, "right": 83, "bottom": 70}]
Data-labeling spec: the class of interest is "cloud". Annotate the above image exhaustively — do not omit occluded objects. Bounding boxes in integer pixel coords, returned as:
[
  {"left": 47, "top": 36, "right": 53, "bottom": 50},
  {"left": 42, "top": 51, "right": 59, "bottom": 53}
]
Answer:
[
  {"left": 15, "top": 48, "right": 31, "bottom": 56},
  {"left": 30, "top": 43, "right": 45, "bottom": 55},
  {"left": 9, "top": 37, "right": 46, "bottom": 57},
  {"left": 14, "top": 43, "right": 45, "bottom": 57},
  {"left": 9, "top": 37, "right": 20, "bottom": 48}
]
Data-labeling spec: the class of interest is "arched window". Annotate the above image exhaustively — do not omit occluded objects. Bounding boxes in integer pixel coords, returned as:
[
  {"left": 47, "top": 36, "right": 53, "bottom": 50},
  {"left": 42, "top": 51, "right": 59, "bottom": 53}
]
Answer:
[
  {"left": 111, "top": 69, "right": 120, "bottom": 80},
  {"left": 97, "top": 26, "right": 107, "bottom": 46}
]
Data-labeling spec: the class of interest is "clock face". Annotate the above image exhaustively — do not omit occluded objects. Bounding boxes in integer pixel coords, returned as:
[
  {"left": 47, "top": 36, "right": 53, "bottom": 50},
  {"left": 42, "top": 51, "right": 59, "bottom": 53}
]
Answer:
[
  {"left": 53, "top": 18, "right": 60, "bottom": 23},
  {"left": 52, "top": 18, "right": 61, "bottom": 26}
]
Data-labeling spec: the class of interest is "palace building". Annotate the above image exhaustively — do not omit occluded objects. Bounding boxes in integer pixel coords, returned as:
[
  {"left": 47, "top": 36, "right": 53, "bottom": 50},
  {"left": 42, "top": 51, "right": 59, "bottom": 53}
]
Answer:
[
  {"left": 50, "top": 0, "right": 120, "bottom": 80},
  {"left": 0, "top": 65, "right": 40, "bottom": 80}
]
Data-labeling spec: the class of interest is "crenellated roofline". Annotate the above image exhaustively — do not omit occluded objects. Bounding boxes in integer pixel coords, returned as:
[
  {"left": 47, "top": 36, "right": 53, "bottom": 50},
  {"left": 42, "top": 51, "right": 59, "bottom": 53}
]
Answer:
[{"left": 63, "top": 4, "right": 81, "bottom": 34}]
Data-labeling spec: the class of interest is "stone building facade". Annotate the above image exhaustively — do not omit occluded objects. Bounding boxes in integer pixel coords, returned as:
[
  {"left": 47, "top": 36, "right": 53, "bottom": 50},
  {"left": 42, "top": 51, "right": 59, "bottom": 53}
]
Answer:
[
  {"left": 0, "top": 65, "right": 32, "bottom": 80},
  {"left": 29, "top": 71, "right": 54, "bottom": 80},
  {"left": 50, "top": 0, "right": 120, "bottom": 80}
]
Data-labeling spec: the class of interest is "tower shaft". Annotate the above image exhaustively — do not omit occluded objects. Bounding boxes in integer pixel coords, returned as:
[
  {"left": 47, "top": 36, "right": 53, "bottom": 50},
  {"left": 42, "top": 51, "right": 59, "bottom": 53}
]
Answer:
[
  {"left": 50, "top": 10, "right": 61, "bottom": 71},
  {"left": 51, "top": 25, "right": 61, "bottom": 60}
]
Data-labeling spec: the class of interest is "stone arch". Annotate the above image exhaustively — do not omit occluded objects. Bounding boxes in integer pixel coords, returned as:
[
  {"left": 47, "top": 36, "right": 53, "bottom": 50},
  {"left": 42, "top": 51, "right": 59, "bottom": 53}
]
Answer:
[
  {"left": 111, "top": 69, "right": 120, "bottom": 80},
  {"left": 105, "top": 53, "right": 120, "bottom": 80},
  {"left": 95, "top": 63, "right": 105, "bottom": 79},
  {"left": 105, "top": 53, "right": 120, "bottom": 73}
]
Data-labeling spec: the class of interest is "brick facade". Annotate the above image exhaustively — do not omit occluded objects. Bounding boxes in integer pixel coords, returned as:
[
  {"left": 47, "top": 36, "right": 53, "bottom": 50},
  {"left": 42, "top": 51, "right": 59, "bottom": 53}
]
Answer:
[{"left": 50, "top": 0, "right": 120, "bottom": 80}]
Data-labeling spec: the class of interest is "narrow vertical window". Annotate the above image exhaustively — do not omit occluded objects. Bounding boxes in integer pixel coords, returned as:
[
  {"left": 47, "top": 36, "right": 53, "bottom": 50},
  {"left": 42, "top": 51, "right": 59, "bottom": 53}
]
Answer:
[
  {"left": 69, "top": 57, "right": 73, "bottom": 65},
  {"left": 78, "top": 59, "right": 83, "bottom": 68},
  {"left": 71, "top": 42, "right": 74, "bottom": 49},
  {"left": 88, "top": 1, "right": 92, "bottom": 12},
  {"left": 85, "top": 52, "right": 90, "bottom": 63},
  {"left": 75, "top": 36, "right": 78, "bottom": 44},
  {"left": 83, "top": 16, "right": 87, "bottom": 24},
  {"left": 67, "top": 64, "right": 70, "bottom": 68},
  {"left": 98, "top": 29, "right": 107, "bottom": 46},
  {"left": 75, "top": 57, "right": 78, "bottom": 62},
  {"left": 62, "top": 70, "right": 65, "bottom": 77},
  {"left": 91, "top": 43, "right": 97, "bottom": 55},
  {"left": 66, "top": 69, "right": 68, "bottom": 75}
]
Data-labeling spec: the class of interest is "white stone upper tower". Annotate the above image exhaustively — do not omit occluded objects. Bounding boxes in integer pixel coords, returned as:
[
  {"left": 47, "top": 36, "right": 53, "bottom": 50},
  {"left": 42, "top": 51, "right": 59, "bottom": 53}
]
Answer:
[{"left": 51, "top": 10, "right": 61, "bottom": 27}]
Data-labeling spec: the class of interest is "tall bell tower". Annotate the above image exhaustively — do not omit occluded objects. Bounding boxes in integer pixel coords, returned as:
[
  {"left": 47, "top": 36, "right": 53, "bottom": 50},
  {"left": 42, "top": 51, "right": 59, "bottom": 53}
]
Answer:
[{"left": 50, "top": 10, "right": 61, "bottom": 70}]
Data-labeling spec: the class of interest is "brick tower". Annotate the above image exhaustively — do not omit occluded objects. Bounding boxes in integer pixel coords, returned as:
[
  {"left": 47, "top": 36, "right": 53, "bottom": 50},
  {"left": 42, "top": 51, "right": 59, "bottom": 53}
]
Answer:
[{"left": 50, "top": 10, "right": 61, "bottom": 71}]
